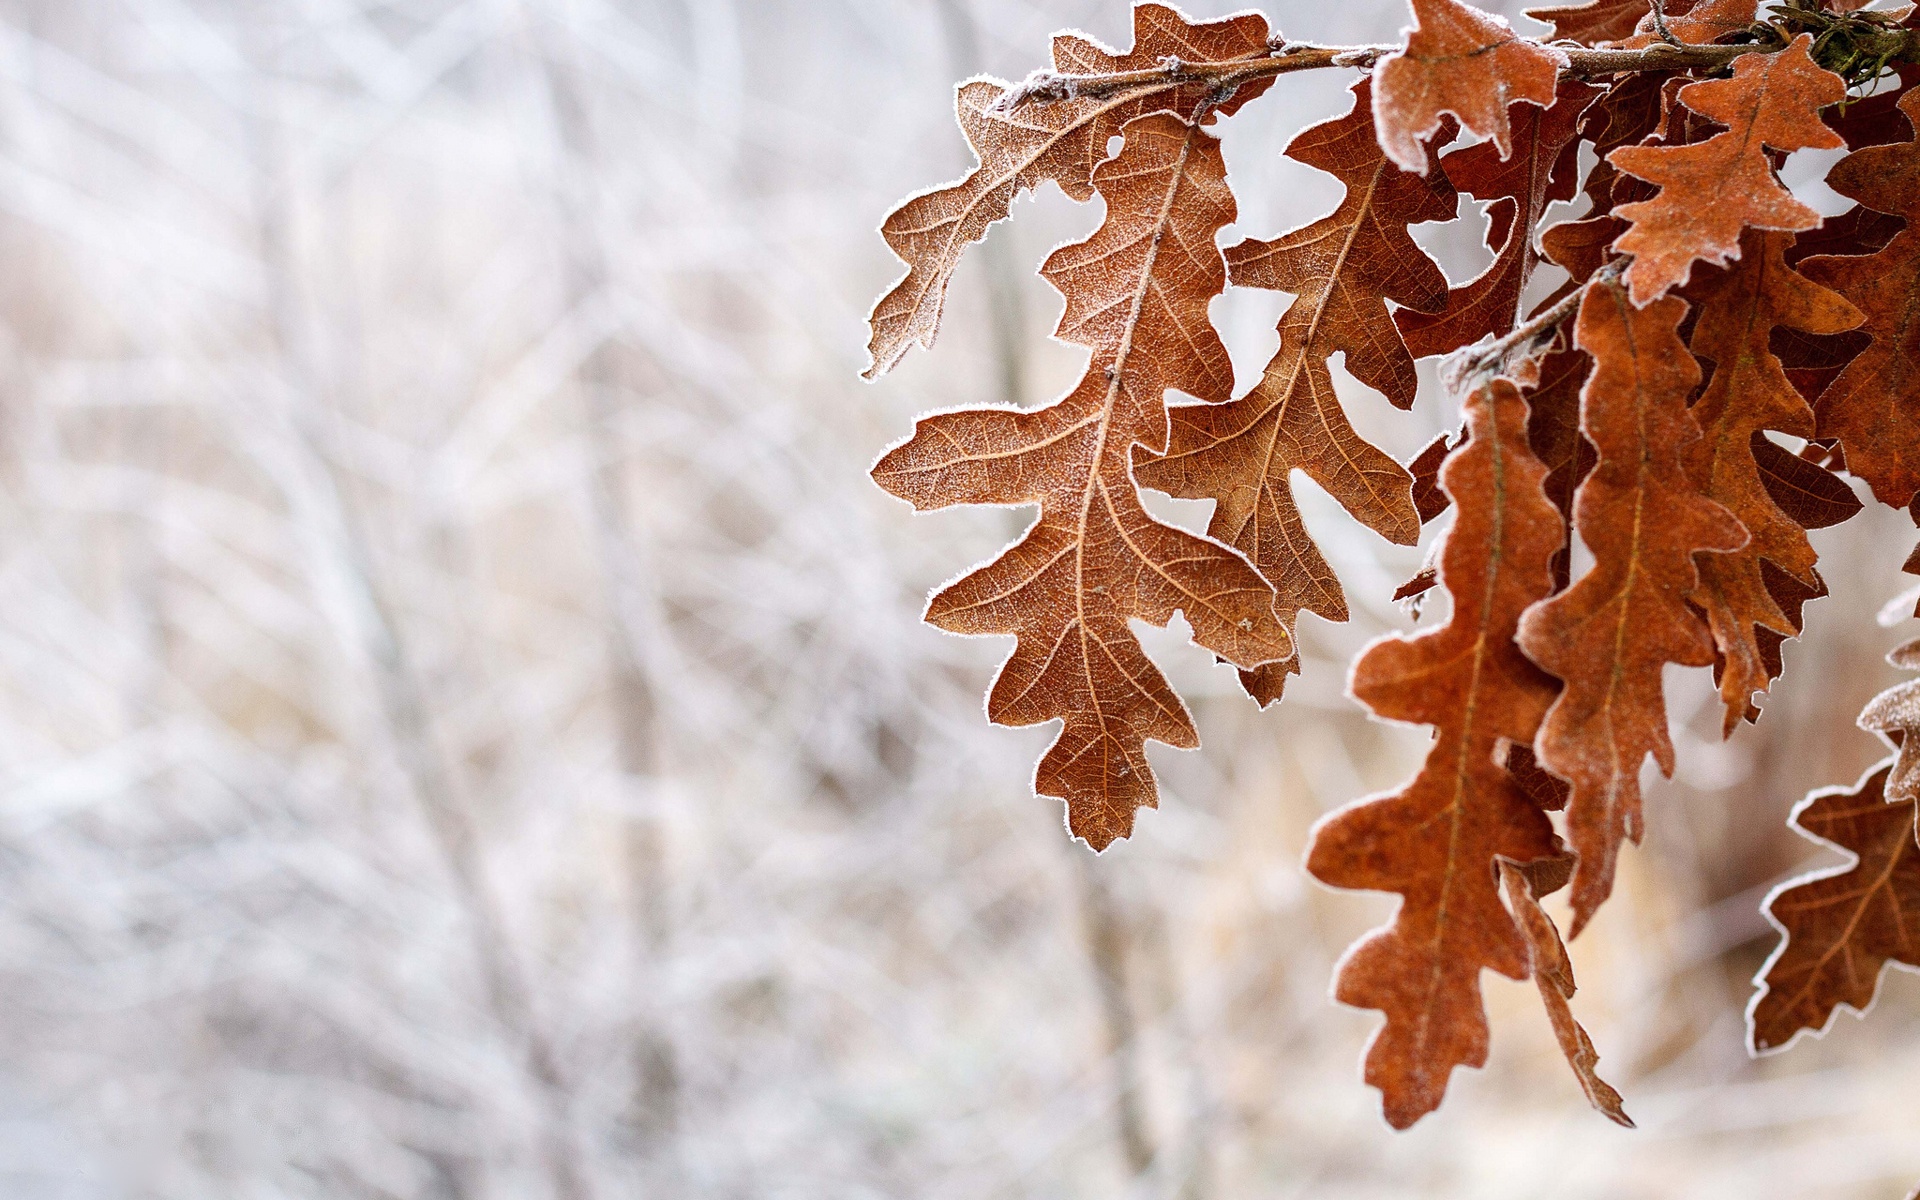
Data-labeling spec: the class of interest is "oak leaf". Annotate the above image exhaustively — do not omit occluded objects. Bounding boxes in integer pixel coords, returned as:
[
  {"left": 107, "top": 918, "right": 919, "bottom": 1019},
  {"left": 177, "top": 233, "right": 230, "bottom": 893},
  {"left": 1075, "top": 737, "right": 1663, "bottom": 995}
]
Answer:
[
  {"left": 863, "top": 4, "right": 1273, "bottom": 378},
  {"left": 1684, "top": 232, "right": 1862, "bottom": 734},
  {"left": 1517, "top": 282, "right": 1746, "bottom": 934},
  {"left": 1373, "top": 0, "right": 1568, "bottom": 173},
  {"left": 1609, "top": 35, "right": 1846, "bottom": 305},
  {"left": 1307, "top": 378, "right": 1564, "bottom": 1129},
  {"left": 873, "top": 114, "right": 1291, "bottom": 848},
  {"left": 1616, "top": 0, "right": 1755, "bottom": 48},
  {"left": 1498, "top": 860, "right": 1634, "bottom": 1126},
  {"left": 1523, "top": 0, "right": 1653, "bottom": 46},
  {"left": 1397, "top": 80, "right": 1602, "bottom": 358},
  {"left": 1750, "top": 758, "right": 1920, "bottom": 1053},
  {"left": 1803, "top": 90, "right": 1920, "bottom": 508},
  {"left": 1138, "top": 80, "right": 1456, "bottom": 705}
]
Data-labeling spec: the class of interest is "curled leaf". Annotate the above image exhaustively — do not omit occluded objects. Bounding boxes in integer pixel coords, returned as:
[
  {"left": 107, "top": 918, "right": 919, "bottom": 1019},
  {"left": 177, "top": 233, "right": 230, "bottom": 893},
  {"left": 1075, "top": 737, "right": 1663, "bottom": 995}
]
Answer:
[{"left": 1373, "top": 0, "right": 1568, "bottom": 173}]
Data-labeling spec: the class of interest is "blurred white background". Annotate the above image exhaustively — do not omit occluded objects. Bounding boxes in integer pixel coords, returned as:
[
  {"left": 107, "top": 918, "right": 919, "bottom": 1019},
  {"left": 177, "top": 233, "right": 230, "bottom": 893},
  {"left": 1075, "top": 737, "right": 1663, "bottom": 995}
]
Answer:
[{"left": 0, "top": 0, "right": 1912, "bottom": 1196}]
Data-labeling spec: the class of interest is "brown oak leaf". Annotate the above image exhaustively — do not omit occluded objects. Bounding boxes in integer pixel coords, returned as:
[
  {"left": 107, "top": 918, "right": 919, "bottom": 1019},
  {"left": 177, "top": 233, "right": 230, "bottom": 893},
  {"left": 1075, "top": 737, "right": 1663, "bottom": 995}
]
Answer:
[
  {"left": 1616, "top": 0, "right": 1755, "bottom": 48},
  {"left": 1804, "top": 90, "right": 1920, "bottom": 508},
  {"left": 1749, "top": 759, "right": 1920, "bottom": 1053},
  {"left": 1398, "top": 80, "right": 1602, "bottom": 358},
  {"left": 1609, "top": 35, "right": 1846, "bottom": 305},
  {"left": 1498, "top": 859, "right": 1635, "bottom": 1126},
  {"left": 1138, "top": 80, "right": 1457, "bottom": 706},
  {"left": 1684, "top": 232, "right": 1862, "bottom": 734},
  {"left": 1373, "top": 0, "right": 1568, "bottom": 173},
  {"left": 873, "top": 114, "right": 1291, "bottom": 848},
  {"left": 1307, "top": 378, "right": 1564, "bottom": 1129},
  {"left": 1518, "top": 281, "right": 1746, "bottom": 934},
  {"left": 1523, "top": 0, "right": 1654, "bottom": 46},
  {"left": 863, "top": 4, "right": 1273, "bottom": 378}
]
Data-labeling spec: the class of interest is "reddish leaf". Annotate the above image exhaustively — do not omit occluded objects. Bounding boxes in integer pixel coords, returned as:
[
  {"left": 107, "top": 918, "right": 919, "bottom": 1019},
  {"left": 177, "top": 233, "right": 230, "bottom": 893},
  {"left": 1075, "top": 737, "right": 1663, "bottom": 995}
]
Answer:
[
  {"left": 864, "top": 5, "right": 1273, "bottom": 377},
  {"left": 1398, "top": 80, "right": 1602, "bottom": 358},
  {"left": 1373, "top": 0, "right": 1568, "bottom": 173},
  {"left": 1609, "top": 35, "right": 1846, "bottom": 305},
  {"left": 1523, "top": 0, "right": 1654, "bottom": 46},
  {"left": 1308, "top": 379, "right": 1564, "bottom": 1129},
  {"left": 1616, "top": 0, "right": 1756, "bottom": 48},
  {"left": 1409, "top": 431, "right": 1459, "bottom": 524},
  {"left": 1804, "top": 90, "right": 1920, "bottom": 508},
  {"left": 1750, "top": 759, "right": 1920, "bottom": 1053},
  {"left": 874, "top": 114, "right": 1291, "bottom": 847},
  {"left": 1684, "top": 232, "right": 1862, "bottom": 734},
  {"left": 1138, "top": 80, "right": 1457, "bottom": 706},
  {"left": 1518, "top": 281, "right": 1746, "bottom": 934},
  {"left": 1498, "top": 860, "right": 1635, "bottom": 1126}
]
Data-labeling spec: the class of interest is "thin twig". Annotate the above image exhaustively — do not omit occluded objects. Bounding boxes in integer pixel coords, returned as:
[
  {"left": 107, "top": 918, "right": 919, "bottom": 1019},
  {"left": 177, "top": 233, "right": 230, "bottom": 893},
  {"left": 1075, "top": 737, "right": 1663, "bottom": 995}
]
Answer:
[
  {"left": 1443, "top": 261, "right": 1626, "bottom": 395},
  {"left": 993, "top": 25, "right": 1920, "bottom": 113}
]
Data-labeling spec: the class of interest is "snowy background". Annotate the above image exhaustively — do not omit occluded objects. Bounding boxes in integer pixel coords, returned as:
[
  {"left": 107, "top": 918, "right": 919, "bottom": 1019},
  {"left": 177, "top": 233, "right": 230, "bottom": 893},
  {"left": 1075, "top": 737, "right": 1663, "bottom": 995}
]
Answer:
[{"left": 0, "top": 0, "right": 1912, "bottom": 1196}]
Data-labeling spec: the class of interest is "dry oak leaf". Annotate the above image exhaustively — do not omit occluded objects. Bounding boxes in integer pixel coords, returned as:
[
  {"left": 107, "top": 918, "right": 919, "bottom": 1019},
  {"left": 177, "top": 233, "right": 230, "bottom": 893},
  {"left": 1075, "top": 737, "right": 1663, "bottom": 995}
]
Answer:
[
  {"left": 1137, "top": 79, "right": 1457, "bottom": 706},
  {"left": 1749, "top": 759, "right": 1920, "bottom": 1053},
  {"left": 873, "top": 114, "right": 1291, "bottom": 849},
  {"left": 1523, "top": 0, "right": 1654, "bottom": 47},
  {"left": 1858, "top": 638, "right": 1920, "bottom": 810},
  {"left": 1373, "top": 0, "right": 1569, "bottom": 173},
  {"left": 1608, "top": 35, "right": 1846, "bottom": 305},
  {"left": 1804, "top": 89, "right": 1920, "bottom": 508},
  {"left": 1517, "top": 282, "right": 1747, "bottom": 935},
  {"left": 1398, "top": 79, "right": 1602, "bottom": 359},
  {"left": 1498, "top": 860, "right": 1634, "bottom": 1126},
  {"left": 1307, "top": 378, "right": 1565, "bottom": 1130},
  {"left": 1684, "top": 231, "right": 1862, "bottom": 735},
  {"left": 1615, "top": 0, "right": 1755, "bottom": 48},
  {"left": 863, "top": 3, "right": 1273, "bottom": 378}
]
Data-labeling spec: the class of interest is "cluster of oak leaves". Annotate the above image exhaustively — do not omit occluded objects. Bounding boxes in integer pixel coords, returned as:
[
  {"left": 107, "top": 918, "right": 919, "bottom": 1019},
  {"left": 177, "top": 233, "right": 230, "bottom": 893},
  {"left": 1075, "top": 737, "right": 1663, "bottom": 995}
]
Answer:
[{"left": 863, "top": 0, "right": 1920, "bottom": 1129}]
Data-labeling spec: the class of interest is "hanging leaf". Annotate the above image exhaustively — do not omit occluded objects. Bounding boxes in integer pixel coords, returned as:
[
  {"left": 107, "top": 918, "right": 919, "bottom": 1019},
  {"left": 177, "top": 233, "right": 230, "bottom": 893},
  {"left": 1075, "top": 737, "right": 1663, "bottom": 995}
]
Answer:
[
  {"left": 1138, "top": 79, "right": 1456, "bottom": 706},
  {"left": 1518, "top": 281, "right": 1746, "bottom": 934},
  {"left": 1308, "top": 378, "right": 1565, "bottom": 1129},
  {"left": 874, "top": 114, "right": 1291, "bottom": 848},
  {"left": 1684, "top": 231, "right": 1862, "bottom": 733},
  {"left": 1750, "top": 759, "right": 1920, "bottom": 1053},
  {"left": 1804, "top": 90, "right": 1920, "bottom": 508}
]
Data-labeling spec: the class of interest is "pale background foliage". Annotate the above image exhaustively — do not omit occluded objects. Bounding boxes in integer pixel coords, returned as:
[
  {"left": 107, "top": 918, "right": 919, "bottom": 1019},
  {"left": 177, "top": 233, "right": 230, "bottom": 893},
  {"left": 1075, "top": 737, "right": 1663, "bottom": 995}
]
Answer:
[{"left": 0, "top": 0, "right": 1913, "bottom": 1197}]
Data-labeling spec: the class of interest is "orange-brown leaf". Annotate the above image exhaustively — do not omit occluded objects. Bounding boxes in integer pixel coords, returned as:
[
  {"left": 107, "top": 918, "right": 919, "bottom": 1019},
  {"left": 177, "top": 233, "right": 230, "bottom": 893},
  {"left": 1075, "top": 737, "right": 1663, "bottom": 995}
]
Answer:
[
  {"left": 1398, "top": 80, "right": 1601, "bottom": 358},
  {"left": 1307, "top": 379, "right": 1564, "bottom": 1129},
  {"left": 1518, "top": 281, "right": 1746, "bottom": 934},
  {"left": 863, "top": 4, "right": 1272, "bottom": 378},
  {"left": 1608, "top": 35, "right": 1846, "bottom": 305},
  {"left": 1498, "top": 860, "right": 1635, "bottom": 1126},
  {"left": 1615, "top": 0, "right": 1756, "bottom": 48},
  {"left": 1373, "top": 0, "right": 1568, "bottom": 173},
  {"left": 1750, "top": 759, "right": 1920, "bottom": 1053},
  {"left": 1138, "top": 80, "right": 1457, "bottom": 706},
  {"left": 874, "top": 114, "right": 1291, "bottom": 848},
  {"left": 1805, "top": 90, "right": 1920, "bottom": 508},
  {"left": 1523, "top": 0, "right": 1651, "bottom": 46},
  {"left": 1684, "top": 232, "right": 1862, "bottom": 734}
]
